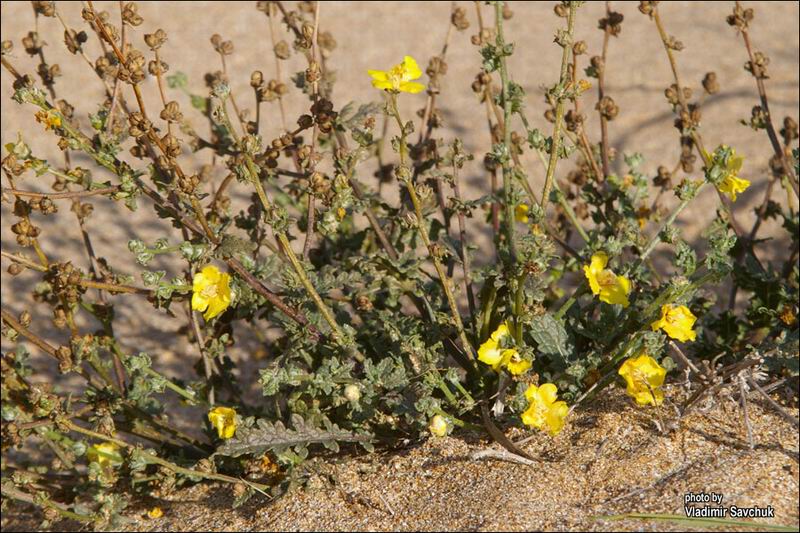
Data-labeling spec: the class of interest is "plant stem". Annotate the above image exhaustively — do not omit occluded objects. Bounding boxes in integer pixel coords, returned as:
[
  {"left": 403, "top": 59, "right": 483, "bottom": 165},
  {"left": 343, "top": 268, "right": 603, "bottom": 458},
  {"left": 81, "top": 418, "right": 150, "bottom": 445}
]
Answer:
[
  {"left": 107, "top": 340, "right": 200, "bottom": 405},
  {"left": 596, "top": 1, "right": 613, "bottom": 179},
  {"left": 734, "top": 1, "right": 798, "bottom": 195},
  {"left": 513, "top": 272, "right": 527, "bottom": 343},
  {"left": 388, "top": 95, "right": 476, "bottom": 365},
  {"left": 1, "top": 186, "right": 120, "bottom": 199},
  {"left": 650, "top": 4, "right": 750, "bottom": 243},
  {"left": 247, "top": 158, "right": 355, "bottom": 356},
  {"left": 540, "top": 2, "right": 577, "bottom": 209},
  {"left": 1, "top": 485, "right": 94, "bottom": 523},
  {"left": 554, "top": 281, "right": 587, "bottom": 320},
  {"left": 632, "top": 182, "right": 707, "bottom": 269},
  {"left": 63, "top": 421, "right": 269, "bottom": 492},
  {"left": 450, "top": 160, "right": 478, "bottom": 337},
  {"left": 494, "top": 1, "right": 517, "bottom": 259},
  {"left": 215, "top": 94, "right": 351, "bottom": 354}
]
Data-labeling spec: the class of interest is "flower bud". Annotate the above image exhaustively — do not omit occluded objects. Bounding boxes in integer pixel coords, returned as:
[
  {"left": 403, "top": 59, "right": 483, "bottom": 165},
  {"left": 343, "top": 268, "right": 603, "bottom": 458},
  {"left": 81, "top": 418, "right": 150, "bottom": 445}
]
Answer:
[
  {"left": 344, "top": 384, "right": 361, "bottom": 402},
  {"left": 429, "top": 415, "right": 448, "bottom": 437}
]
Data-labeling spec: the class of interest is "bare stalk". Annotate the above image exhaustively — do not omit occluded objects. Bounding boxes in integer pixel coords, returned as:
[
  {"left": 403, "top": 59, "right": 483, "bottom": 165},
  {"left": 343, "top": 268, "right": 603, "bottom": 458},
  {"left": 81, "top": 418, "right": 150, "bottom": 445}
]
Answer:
[{"left": 540, "top": 2, "right": 577, "bottom": 210}]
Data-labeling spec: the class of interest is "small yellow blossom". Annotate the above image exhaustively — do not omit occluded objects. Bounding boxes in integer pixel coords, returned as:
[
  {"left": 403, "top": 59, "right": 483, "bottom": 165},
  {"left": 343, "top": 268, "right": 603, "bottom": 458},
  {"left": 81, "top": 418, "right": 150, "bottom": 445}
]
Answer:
[
  {"left": 192, "top": 265, "right": 232, "bottom": 321},
  {"left": 208, "top": 406, "right": 237, "bottom": 439},
  {"left": 35, "top": 109, "right": 62, "bottom": 130},
  {"left": 635, "top": 206, "right": 651, "bottom": 229},
  {"left": 477, "top": 323, "right": 531, "bottom": 375},
  {"left": 521, "top": 383, "right": 568, "bottom": 436},
  {"left": 651, "top": 304, "right": 697, "bottom": 342},
  {"left": 343, "top": 384, "right": 361, "bottom": 402},
  {"left": 504, "top": 350, "right": 532, "bottom": 376},
  {"left": 429, "top": 414, "right": 448, "bottom": 437},
  {"left": 718, "top": 173, "right": 750, "bottom": 202},
  {"left": 711, "top": 146, "right": 750, "bottom": 201},
  {"left": 576, "top": 79, "right": 592, "bottom": 94},
  {"left": 147, "top": 507, "right": 164, "bottom": 519},
  {"left": 515, "top": 203, "right": 530, "bottom": 223},
  {"left": 478, "top": 323, "right": 511, "bottom": 369},
  {"left": 87, "top": 442, "right": 122, "bottom": 467},
  {"left": 622, "top": 174, "right": 635, "bottom": 189},
  {"left": 618, "top": 353, "right": 666, "bottom": 407},
  {"left": 583, "top": 252, "right": 631, "bottom": 307},
  {"left": 259, "top": 454, "right": 281, "bottom": 475},
  {"left": 778, "top": 305, "right": 796, "bottom": 326},
  {"left": 368, "top": 55, "right": 425, "bottom": 94}
]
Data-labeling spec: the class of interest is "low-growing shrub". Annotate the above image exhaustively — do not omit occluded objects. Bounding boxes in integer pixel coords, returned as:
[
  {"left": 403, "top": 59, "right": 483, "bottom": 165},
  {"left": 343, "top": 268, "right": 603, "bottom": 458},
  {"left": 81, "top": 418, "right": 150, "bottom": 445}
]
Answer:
[{"left": 1, "top": 1, "right": 797, "bottom": 527}]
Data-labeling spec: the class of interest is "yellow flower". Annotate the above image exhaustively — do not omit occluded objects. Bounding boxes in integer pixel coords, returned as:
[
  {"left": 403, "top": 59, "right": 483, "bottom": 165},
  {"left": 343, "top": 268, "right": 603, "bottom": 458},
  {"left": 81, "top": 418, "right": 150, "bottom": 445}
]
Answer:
[
  {"left": 583, "top": 252, "right": 631, "bottom": 307},
  {"left": 208, "top": 406, "right": 237, "bottom": 439},
  {"left": 515, "top": 203, "right": 530, "bottom": 223},
  {"left": 87, "top": 442, "right": 122, "bottom": 467},
  {"left": 258, "top": 454, "right": 281, "bottom": 475},
  {"left": 192, "top": 265, "right": 232, "bottom": 321},
  {"left": 35, "top": 109, "right": 62, "bottom": 130},
  {"left": 368, "top": 55, "right": 425, "bottom": 94},
  {"left": 521, "top": 383, "right": 568, "bottom": 436},
  {"left": 147, "top": 507, "right": 164, "bottom": 519},
  {"left": 618, "top": 353, "right": 666, "bottom": 406},
  {"left": 504, "top": 349, "right": 532, "bottom": 376},
  {"left": 477, "top": 324, "right": 530, "bottom": 375},
  {"left": 635, "top": 205, "right": 651, "bottom": 229},
  {"left": 718, "top": 173, "right": 750, "bottom": 202},
  {"left": 478, "top": 323, "right": 511, "bottom": 370},
  {"left": 429, "top": 414, "right": 448, "bottom": 437},
  {"left": 712, "top": 146, "right": 750, "bottom": 201},
  {"left": 778, "top": 305, "right": 796, "bottom": 326},
  {"left": 651, "top": 304, "right": 697, "bottom": 342},
  {"left": 622, "top": 174, "right": 635, "bottom": 189}
]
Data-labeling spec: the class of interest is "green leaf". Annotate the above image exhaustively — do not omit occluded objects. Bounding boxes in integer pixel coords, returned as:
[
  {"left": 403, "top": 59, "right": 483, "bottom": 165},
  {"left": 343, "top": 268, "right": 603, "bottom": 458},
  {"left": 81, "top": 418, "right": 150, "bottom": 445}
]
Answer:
[
  {"left": 528, "top": 313, "right": 573, "bottom": 363},
  {"left": 190, "top": 94, "right": 208, "bottom": 113},
  {"left": 166, "top": 71, "right": 188, "bottom": 90},
  {"left": 213, "top": 414, "right": 369, "bottom": 458}
]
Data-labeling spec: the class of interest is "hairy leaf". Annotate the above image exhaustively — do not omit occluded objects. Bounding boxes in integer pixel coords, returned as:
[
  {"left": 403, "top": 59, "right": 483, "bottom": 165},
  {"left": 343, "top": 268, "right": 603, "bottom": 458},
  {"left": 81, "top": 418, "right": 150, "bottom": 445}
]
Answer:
[{"left": 214, "top": 414, "right": 369, "bottom": 458}]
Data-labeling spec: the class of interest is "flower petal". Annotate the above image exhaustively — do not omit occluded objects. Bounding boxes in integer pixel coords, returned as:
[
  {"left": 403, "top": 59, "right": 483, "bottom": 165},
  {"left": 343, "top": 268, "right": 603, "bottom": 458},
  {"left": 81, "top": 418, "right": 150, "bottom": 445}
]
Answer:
[
  {"left": 208, "top": 406, "right": 237, "bottom": 439},
  {"left": 731, "top": 153, "right": 743, "bottom": 172},
  {"left": 598, "top": 275, "right": 630, "bottom": 307},
  {"left": 524, "top": 383, "right": 543, "bottom": 402},
  {"left": 192, "top": 292, "right": 209, "bottom": 313},
  {"left": 491, "top": 323, "right": 511, "bottom": 343},
  {"left": 545, "top": 401, "right": 568, "bottom": 435},
  {"left": 200, "top": 265, "right": 220, "bottom": 283},
  {"left": 590, "top": 252, "right": 608, "bottom": 271},
  {"left": 478, "top": 340, "right": 503, "bottom": 368},
  {"left": 204, "top": 299, "right": 225, "bottom": 320},
  {"left": 503, "top": 349, "right": 530, "bottom": 376},
  {"left": 538, "top": 383, "right": 559, "bottom": 405},
  {"left": 399, "top": 81, "right": 425, "bottom": 94},
  {"left": 521, "top": 403, "right": 543, "bottom": 429},
  {"left": 367, "top": 69, "right": 388, "bottom": 82},
  {"left": 402, "top": 55, "right": 422, "bottom": 80},
  {"left": 619, "top": 354, "right": 667, "bottom": 407}
]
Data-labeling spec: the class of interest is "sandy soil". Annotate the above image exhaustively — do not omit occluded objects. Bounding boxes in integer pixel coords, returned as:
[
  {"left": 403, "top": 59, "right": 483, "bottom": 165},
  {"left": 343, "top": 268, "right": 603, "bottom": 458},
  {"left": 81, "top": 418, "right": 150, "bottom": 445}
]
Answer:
[
  {"left": 1, "top": 1, "right": 798, "bottom": 531},
  {"left": 2, "top": 388, "right": 798, "bottom": 531}
]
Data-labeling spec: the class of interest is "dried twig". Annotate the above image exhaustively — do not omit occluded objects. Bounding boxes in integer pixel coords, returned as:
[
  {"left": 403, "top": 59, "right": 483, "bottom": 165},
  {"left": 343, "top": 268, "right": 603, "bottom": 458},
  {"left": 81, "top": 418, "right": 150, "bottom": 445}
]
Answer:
[{"left": 470, "top": 447, "right": 537, "bottom": 467}]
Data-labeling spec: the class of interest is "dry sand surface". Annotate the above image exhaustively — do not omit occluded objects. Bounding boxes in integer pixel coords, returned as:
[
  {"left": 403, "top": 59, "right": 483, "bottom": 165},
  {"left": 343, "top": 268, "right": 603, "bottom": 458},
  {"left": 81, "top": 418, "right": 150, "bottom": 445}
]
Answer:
[
  {"left": 2, "top": 388, "right": 799, "bottom": 531},
  {"left": 1, "top": 1, "right": 799, "bottom": 531}
]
